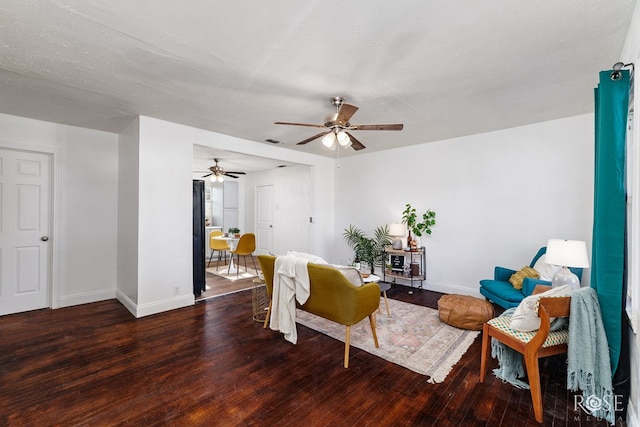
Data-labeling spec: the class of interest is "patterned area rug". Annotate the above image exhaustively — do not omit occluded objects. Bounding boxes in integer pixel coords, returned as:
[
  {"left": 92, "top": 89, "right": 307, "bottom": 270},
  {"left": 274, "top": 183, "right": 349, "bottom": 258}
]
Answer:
[{"left": 296, "top": 298, "right": 480, "bottom": 383}]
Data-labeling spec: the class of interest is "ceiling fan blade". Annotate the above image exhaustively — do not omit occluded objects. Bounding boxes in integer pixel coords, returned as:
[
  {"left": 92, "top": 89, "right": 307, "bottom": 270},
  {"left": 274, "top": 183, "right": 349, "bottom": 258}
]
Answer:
[
  {"left": 225, "top": 171, "right": 246, "bottom": 175},
  {"left": 297, "top": 131, "right": 330, "bottom": 145},
  {"left": 224, "top": 173, "right": 240, "bottom": 179},
  {"left": 351, "top": 124, "right": 404, "bottom": 131},
  {"left": 202, "top": 173, "right": 213, "bottom": 178},
  {"left": 336, "top": 103, "right": 358, "bottom": 125},
  {"left": 275, "top": 121, "right": 327, "bottom": 128},
  {"left": 346, "top": 132, "right": 366, "bottom": 151}
]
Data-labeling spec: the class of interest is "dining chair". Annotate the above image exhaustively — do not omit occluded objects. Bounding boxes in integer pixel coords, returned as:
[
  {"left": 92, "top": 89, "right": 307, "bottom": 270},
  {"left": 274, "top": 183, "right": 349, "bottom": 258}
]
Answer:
[
  {"left": 232, "top": 233, "right": 258, "bottom": 276},
  {"left": 208, "top": 230, "right": 230, "bottom": 270},
  {"left": 479, "top": 286, "right": 571, "bottom": 423}
]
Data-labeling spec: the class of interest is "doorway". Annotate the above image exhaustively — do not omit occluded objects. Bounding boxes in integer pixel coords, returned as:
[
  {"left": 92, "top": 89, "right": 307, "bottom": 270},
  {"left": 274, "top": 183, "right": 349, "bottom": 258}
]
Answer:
[{"left": 0, "top": 148, "right": 52, "bottom": 315}]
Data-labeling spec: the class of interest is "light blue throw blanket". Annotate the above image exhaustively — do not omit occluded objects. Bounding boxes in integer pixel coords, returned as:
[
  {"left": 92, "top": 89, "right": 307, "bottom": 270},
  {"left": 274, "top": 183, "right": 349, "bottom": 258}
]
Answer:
[
  {"left": 491, "top": 287, "right": 614, "bottom": 424},
  {"left": 491, "top": 307, "right": 529, "bottom": 389},
  {"left": 567, "top": 287, "right": 614, "bottom": 424}
]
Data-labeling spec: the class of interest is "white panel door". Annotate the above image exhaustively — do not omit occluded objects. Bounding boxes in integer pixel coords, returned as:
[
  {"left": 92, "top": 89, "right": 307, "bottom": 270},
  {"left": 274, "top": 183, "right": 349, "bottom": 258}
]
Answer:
[
  {"left": 0, "top": 149, "right": 51, "bottom": 315},
  {"left": 256, "top": 185, "right": 274, "bottom": 255}
]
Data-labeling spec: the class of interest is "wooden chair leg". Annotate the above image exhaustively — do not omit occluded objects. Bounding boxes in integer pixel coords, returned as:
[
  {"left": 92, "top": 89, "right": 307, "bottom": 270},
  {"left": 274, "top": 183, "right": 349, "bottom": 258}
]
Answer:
[
  {"left": 263, "top": 300, "right": 272, "bottom": 329},
  {"left": 525, "top": 353, "right": 543, "bottom": 423},
  {"left": 207, "top": 250, "right": 214, "bottom": 268},
  {"left": 480, "top": 324, "right": 491, "bottom": 382},
  {"left": 368, "top": 314, "right": 379, "bottom": 348},
  {"left": 344, "top": 325, "right": 351, "bottom": 368}
]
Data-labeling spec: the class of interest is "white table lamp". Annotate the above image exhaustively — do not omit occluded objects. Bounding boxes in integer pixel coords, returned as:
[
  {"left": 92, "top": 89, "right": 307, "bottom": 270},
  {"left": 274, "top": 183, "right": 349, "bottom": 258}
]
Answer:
[
  {"left": 545, "top": 239, "right": 590, "bottom": 290},
  {"left": 389, "top": 223, "right": 405, "bottom": 250}
]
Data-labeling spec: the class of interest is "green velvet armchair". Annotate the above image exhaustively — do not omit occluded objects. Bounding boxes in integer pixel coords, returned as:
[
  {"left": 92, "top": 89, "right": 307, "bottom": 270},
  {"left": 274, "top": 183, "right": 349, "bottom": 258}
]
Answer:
[{"left": 479, "top": 247, "right": 583, "bottom": 309}]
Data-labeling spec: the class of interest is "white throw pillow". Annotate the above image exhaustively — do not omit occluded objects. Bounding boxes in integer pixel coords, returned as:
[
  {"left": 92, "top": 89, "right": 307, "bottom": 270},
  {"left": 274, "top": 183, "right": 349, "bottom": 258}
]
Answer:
[
  {"left": 510, "top": 285, "right": 572, "bottom": 331},
  {"left": 532, "top": 254, "right": 562, "bottom": 281},
  {"left": 332, "top": 265, "right": 364, "bottom": 287},
  {"left": 286, "top": 251, "right": 328, "bottom": 265}
]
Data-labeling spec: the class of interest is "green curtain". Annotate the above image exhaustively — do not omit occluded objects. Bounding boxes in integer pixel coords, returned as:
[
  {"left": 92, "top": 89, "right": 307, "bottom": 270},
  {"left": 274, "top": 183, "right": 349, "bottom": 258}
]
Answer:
[{"left": 592, "top": 69, "right": 630, "bottom": 376}]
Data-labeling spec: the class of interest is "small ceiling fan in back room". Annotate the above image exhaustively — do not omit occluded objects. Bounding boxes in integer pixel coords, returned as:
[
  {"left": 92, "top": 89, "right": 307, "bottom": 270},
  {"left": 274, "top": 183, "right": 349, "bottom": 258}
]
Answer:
[
  {"left": 201, "top": 158, "right": 246, "bottom": 182},
  {"left": 274, "top": 96, "right": 403, "bottom": 151}
]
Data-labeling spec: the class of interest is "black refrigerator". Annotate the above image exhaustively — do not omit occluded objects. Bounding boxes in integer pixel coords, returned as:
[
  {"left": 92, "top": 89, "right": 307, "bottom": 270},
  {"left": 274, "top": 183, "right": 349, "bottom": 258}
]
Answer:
[{"left": 192, "top": 180, "right": 206, "bottom": 296}]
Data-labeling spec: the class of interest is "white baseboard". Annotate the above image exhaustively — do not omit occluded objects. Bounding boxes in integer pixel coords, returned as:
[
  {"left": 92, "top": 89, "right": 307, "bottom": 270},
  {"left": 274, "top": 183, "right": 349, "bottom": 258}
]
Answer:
[
  {"left": 57, "top": 289, "right": 117, "bottom": 308},
  {"left": 116, "top": 290, "right": 194, "bottom": 318},
  {"left": 116, "top": 290, "right": 137, "bottom": 316},
  {"left": 388, "top": 279, "right": 482, "bottom": 298}
]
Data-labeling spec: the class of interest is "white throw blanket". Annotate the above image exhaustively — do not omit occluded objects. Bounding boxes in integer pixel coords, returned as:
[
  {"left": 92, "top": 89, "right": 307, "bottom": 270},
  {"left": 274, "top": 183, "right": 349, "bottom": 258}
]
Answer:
[{"left": 269, "top": 255, "right": 311, "bottom": 344}]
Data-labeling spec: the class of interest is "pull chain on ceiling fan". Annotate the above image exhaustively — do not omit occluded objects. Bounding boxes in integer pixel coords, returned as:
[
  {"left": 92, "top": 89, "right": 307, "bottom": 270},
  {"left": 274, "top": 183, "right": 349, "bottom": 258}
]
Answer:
[{"left": 275, "top": 96, "right": 403, "bottom": 151}]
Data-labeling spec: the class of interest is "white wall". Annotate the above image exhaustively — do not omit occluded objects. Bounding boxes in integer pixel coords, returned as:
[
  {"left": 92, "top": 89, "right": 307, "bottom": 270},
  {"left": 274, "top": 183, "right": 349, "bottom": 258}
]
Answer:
[
  {"left": 117, "top": 116, "right": 197, "bottom": 317},
  {"left": 135, "top": 116, "right": 194, "bottom": 314},
  {"left": 115, "top": 117, "right": 334, "bottom": 315},
  {"left": 245, "top": 165, "right": 312, "bottom": 255},
  {"left": 334, "top": 114, "right": 594, "bottom": 295},
  {"left": 0, "top": 112, "right": 119, "bottom": 308},
  {"left": 117, "top": 118, "right": 140, "bottom": 305}
]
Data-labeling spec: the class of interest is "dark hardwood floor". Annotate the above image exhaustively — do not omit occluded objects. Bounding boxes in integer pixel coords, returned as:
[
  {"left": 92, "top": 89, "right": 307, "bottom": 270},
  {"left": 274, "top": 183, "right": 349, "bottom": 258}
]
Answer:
[
  {"left": 197, "top": 255, "right": 261, "bottom": 300},
  {"left": 0, "top": 276, "right": 618, "bottom": 426}
]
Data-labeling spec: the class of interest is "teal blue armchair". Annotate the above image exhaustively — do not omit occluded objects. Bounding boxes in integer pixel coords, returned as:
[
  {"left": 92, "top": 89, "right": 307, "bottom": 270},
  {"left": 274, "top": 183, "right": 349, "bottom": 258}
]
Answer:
[{"left": 479, "top": 247, "right": 583, "bottom": 309}]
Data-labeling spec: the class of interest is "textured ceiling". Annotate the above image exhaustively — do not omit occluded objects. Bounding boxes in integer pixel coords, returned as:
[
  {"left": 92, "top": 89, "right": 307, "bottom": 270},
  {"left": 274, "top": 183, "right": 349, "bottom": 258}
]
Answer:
[{"left": 0, "top": 0, "right": 635, "bottom": 158}]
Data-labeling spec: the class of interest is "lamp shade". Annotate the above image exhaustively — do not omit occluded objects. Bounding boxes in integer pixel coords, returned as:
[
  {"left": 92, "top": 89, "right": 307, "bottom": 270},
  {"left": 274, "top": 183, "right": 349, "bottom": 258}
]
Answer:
[
  {"left": 389, "top": 223, "right": 405, "bottom": 236},
  {"left": 322, "top": 132, "right": 336, "bottom": 148},
  {"left": 337, "top": 131, "right": 351, "bottom": 147},
  {"left": 545, "top": 239, "right": 590, "bottom": 268}
]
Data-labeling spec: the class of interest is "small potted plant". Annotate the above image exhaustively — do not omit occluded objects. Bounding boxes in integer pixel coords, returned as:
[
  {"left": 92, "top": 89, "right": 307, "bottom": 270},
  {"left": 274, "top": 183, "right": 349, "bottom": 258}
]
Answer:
[
  {"left": 228, "top": 227, "right": 241, "bottom": 238},
  {"left": 401, "top": 203, "right": 436, "bottom": 249},
  {"left": 385, "top": 263, "right": 393, "bottom": 275}
]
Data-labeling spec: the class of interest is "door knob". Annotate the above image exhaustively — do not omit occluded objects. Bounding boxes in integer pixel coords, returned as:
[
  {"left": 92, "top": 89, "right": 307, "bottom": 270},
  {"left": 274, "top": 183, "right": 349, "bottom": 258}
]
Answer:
[{"left": 41, "top": 236, "right": 49, "bottom": 241}]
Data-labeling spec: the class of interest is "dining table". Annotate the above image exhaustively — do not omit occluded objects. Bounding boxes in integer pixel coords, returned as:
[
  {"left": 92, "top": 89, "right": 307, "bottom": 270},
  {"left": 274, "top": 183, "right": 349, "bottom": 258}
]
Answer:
[{"left": 213, "top": 235, "right": 241, "bottom": 274}]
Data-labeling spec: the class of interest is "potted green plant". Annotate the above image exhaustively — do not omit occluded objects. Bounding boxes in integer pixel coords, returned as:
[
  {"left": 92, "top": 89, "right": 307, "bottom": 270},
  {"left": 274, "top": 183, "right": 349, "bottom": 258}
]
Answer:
[
  {"left": 228, "top": 227, "right": 241, "bottom": 238},
  {"left": 343, "top": 224, "right": 391, "bottom": 274},
  {"left": 401, "top": 203, "right": 436, "bottom": 248},
  {"left": 385, "top": 263, "right": 393, "bottom": 274}
]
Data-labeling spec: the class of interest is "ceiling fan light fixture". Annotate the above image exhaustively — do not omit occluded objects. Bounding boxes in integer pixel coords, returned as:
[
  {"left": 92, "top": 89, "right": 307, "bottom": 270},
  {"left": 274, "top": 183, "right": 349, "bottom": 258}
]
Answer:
[
  {"left": 322, "top": 132, "right": 336, "bottom": 148},
  {"left": 337, "top": 131, "right": 351, "bottom": 147},
  {"left": 276, "top": 96, "right": 403, "bottom": 151}
]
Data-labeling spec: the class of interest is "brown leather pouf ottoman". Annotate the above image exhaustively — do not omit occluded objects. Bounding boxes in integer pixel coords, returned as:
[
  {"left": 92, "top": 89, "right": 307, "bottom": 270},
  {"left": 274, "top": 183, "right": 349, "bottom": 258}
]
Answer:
[{"left": 437, "top": 294, "right": 494, "bottom": 331}]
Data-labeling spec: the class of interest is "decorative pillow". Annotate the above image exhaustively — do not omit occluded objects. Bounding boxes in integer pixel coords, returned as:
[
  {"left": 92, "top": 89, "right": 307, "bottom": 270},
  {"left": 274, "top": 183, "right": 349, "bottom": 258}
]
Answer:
[
  {"left": 286, "top": 251, "right": 328, "bottom": 265},
  {"left": 510, "top": 285, "right": 572, "bottom": 331},
  {"left": 532, "top": 254, "right": 562, "bottom": 281},
  {"left": 508, "top": 266, "right": 540, "bottom": 290},
  {"left": 332, "top": 265, "right": 364, "bottom": 287}
]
